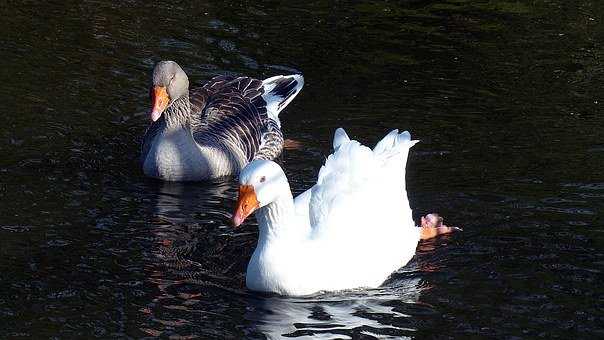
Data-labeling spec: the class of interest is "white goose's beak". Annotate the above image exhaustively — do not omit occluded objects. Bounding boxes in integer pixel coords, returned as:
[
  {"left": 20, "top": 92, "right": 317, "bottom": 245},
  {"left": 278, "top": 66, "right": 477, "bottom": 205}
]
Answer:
[{"left": 232, "top": 185, "right": 260, "bottom": 227}]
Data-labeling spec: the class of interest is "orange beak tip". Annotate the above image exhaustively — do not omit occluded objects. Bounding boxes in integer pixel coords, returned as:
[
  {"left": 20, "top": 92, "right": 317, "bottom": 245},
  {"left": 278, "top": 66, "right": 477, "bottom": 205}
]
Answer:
[
  {"left": 231, "top": 214, "right": 243, "bottom": 228},
  {"left": 150, "top": 110, "right": 162, "bottom": 122}
]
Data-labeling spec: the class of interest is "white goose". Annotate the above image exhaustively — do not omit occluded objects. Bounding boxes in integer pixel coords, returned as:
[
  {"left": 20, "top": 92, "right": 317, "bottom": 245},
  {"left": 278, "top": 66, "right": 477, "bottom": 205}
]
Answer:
[{"left": 232, "top": 128, "right": 457, "bottom": 296}]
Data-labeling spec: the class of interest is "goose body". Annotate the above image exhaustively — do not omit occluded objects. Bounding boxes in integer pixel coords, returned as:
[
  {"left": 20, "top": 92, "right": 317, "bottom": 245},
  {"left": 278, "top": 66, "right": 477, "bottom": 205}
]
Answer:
[
  {"left": 142, "top": 61, "right": 303, "bottom": 181},
  {"left": 232, "top": 128, "right": 422, "bottom": 296}
]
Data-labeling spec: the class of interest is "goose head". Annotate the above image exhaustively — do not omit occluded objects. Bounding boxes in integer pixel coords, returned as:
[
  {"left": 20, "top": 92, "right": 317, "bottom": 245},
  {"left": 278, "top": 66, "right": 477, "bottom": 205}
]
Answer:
[
  {"left": 149, "top": 60, "right": 189, "bottom": 121},
  {"left": 232, "top": 160, "right": 289, "bottom": 227}
]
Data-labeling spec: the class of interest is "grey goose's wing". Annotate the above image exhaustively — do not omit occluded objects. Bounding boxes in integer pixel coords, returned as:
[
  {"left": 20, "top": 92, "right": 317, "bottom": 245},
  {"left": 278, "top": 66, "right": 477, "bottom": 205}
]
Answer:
[
  {"left": 188, "top": 76, "right": 282, "bottom": 162},
  {"left": 255, "top": 74, "right": 303, "bottom": 159}
]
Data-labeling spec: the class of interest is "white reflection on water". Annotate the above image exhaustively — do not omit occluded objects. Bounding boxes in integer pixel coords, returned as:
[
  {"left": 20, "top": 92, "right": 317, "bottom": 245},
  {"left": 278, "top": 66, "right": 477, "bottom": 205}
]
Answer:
[{"left": 245, "top": 275, "right": 424, "bottom": 339}]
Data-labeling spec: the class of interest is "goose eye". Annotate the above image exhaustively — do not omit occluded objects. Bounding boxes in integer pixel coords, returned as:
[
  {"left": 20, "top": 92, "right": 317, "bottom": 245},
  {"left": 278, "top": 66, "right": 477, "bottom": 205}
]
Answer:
[{"left": 259, "top": 176, "right": 266, "bottom": 183}]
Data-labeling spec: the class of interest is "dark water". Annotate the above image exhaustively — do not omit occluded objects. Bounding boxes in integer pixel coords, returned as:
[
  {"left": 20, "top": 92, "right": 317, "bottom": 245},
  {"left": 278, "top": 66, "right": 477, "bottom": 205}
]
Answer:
[{"left": 1, "top": 0, "right": 603, "bottom": 338}]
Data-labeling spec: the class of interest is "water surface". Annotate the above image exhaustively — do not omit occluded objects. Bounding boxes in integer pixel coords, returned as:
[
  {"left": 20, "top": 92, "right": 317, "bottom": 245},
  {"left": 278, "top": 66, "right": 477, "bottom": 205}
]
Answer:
[{"left": 1, "top": 0, "right": 603, "bottom": 338}]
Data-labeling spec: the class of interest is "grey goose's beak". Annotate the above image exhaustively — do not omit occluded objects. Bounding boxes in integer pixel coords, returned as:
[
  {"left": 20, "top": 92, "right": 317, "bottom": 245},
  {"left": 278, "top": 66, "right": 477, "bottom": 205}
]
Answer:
[{"left": 149, "top": 86, "right": 169, "bottom": 121}]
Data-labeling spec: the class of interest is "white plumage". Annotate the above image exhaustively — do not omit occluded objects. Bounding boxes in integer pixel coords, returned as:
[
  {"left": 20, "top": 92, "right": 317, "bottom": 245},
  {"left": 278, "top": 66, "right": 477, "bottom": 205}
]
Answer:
[{"left": 234, "top": 128, "right": 421, "bottom": 296}]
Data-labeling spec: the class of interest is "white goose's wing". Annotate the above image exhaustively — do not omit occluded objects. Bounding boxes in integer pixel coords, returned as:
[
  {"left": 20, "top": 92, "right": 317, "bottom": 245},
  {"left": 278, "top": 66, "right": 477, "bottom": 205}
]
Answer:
[
  {"left": 307, "top": 128, "right": 418, "bottom": 240},
  {"left": 292, "top": 128, "right": 350, "bottom": 229}
]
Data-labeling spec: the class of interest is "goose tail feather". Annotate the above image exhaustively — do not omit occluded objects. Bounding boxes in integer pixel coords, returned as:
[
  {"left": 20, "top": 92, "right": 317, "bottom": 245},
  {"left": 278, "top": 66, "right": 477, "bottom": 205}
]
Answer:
[{"left": 262, "top": 74, "right": 304, "bottom": 124}]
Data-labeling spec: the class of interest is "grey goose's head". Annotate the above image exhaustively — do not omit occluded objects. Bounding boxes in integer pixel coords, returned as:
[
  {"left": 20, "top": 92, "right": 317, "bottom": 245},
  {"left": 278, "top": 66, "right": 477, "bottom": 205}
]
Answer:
[{"left": 149, "top": 60, "right": 189, "bottom": 122}]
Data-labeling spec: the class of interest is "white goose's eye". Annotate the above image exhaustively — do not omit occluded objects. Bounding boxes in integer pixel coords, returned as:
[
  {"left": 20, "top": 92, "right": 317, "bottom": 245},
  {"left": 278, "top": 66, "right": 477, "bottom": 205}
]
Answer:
[{"left": 259, "top": 176, "right": 266, "bottom": 183}]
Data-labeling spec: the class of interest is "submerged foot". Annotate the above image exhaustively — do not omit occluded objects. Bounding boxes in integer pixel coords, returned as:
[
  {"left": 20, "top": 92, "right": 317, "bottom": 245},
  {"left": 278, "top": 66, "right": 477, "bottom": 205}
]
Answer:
[
  {"left": 419, "top": 213, "right": 462, "bottom": 240},
  {"left": 284, "top": 138, "right": 303, "bottom": 150}
]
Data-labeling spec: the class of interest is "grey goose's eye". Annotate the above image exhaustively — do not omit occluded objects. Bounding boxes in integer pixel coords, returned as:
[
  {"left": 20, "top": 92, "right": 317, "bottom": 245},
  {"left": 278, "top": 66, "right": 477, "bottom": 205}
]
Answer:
[{"left": 259, "top": 176, "right": 266, "bottom": 183}]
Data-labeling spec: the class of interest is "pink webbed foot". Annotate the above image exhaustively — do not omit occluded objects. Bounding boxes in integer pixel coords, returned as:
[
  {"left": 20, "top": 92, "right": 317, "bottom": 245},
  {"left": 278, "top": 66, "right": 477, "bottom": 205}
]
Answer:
[{"left": 419, "top": 213, "right": 462, "bottom": 240}]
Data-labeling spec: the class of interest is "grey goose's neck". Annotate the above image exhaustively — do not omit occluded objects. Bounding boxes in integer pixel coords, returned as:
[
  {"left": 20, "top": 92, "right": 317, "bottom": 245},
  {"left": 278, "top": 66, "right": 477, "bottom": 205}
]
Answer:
[{"left": 164, "top": 95, "right": 191, "bottom": 129}]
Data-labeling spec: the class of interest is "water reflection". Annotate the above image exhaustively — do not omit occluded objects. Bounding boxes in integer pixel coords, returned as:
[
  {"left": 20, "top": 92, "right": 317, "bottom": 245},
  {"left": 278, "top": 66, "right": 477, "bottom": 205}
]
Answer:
[
  {"left": 150, "top": 179, "right": 234, "bottom": 224},
  {"left": 245, "top": 277, "right": 424, "bottom": 339}
]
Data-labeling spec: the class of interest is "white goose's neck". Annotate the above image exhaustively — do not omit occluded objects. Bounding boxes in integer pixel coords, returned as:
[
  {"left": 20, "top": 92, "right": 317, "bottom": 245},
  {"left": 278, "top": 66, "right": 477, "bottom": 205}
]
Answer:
[{"left": 255, "top": 189, "right": 297, "bottom": 243}]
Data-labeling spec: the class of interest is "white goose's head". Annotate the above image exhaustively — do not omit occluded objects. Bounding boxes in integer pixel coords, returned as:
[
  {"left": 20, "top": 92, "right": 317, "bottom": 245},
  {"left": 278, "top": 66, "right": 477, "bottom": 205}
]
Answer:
[
  {"left": 149, "top": 60, "right": 189, "bottom": 122},
  {"left": 232, "top": 160, "right": 289, "bottom": 227}
]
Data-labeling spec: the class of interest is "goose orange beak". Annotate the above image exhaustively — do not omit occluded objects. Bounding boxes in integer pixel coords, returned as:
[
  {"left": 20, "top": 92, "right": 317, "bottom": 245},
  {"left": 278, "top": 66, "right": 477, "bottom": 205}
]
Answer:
[
  {"left": 232, "top": 185, "right": 260, "bottom": 227},
  {"left": 150, "top": 86, "right": 169, "bottom": 121}
]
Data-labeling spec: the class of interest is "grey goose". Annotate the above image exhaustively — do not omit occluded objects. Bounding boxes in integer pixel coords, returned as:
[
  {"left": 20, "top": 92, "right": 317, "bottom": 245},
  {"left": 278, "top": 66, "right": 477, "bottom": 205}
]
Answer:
[{"left": 142, "top": 61, "right": 304, "bottom": 181}]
